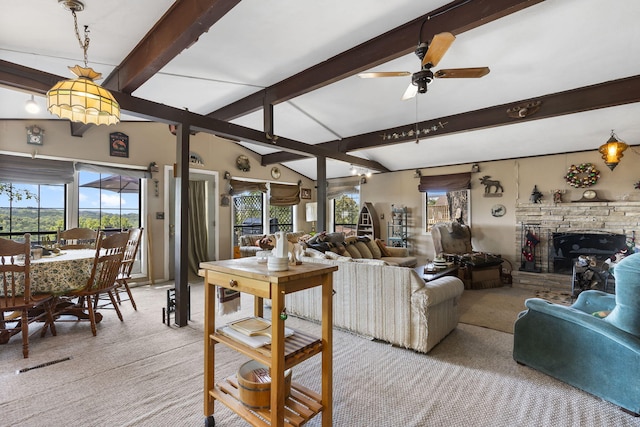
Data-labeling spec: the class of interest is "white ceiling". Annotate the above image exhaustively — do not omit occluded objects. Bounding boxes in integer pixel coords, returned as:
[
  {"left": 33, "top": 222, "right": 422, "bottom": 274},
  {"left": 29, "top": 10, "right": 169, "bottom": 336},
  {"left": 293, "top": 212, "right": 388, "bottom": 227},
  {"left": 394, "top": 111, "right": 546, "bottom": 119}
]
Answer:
[{"left": 2, "top": 0, "right": 640, "bottom": 180}]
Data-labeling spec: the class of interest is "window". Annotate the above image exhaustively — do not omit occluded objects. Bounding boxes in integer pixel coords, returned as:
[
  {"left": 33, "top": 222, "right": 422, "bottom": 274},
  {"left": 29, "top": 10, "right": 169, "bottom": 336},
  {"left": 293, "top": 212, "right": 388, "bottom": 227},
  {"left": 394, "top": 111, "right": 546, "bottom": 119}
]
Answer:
[
  {"left": 0, "top": 182, "right": 65, "bottom": 243},
  {"left": 425, "top": 189, "right": 469, "bottom": 232},
  {"left": 333, "top": 192, "right": 359, "bottom": 235},
  {"left": 232, "top": 191, "right": 264, "bottom": 245},
  {"left": 270, "top": 205, "right": 293, "bottom": 233},
  {"left": 78, "top": 171, "right": 140, "bottom": 232},
  {"left": 418, "top": 172, "right": 471, "bottom": 233}
]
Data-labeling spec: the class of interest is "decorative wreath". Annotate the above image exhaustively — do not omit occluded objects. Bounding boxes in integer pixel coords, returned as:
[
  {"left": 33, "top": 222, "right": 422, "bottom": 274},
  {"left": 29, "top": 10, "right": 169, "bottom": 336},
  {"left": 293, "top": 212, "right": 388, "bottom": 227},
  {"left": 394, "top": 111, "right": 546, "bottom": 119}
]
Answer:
[{"left": 564, "top": 163, "right": 600, "bottom": 188}]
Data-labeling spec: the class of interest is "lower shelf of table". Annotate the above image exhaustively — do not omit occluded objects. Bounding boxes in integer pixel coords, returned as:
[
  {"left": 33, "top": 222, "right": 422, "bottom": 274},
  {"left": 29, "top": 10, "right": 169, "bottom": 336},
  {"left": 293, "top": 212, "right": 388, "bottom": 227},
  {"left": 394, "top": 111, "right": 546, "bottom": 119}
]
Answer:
[{"left": 210, "top": 374, "right": 323, "bottom": 427}]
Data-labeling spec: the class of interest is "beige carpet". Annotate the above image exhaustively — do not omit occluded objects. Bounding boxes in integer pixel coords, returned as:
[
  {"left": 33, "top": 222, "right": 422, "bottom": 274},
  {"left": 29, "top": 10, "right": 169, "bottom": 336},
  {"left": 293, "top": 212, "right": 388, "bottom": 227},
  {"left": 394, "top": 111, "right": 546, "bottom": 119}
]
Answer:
[
  {"left": 1, "top": 282, "right": 637, "bottom": 427},
  {"left": 458, "top": 286, "right": 534, "bottom": 334}
]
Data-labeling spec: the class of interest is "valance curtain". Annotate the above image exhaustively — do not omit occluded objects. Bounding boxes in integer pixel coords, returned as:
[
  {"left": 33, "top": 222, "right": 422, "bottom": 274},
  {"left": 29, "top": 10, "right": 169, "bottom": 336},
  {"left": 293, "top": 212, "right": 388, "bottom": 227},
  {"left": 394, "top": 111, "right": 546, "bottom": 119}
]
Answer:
[
  {"left": 269, "top": 183, "right": 300, "bottom": 206},
  {"left": 418, "top": 172, "right": 471, "bottom": 192},
  {"left": 229, "top": 179, "right": 267, "bottom": 195},
  {"left": 327, "top": 178, "right": 360, "bottom": 199},
  {"left": 75, "top": 162, "right": 151, "bottom": 179},
  {"left": 0, "top": 155, "right": 74, "bottom": 184}
]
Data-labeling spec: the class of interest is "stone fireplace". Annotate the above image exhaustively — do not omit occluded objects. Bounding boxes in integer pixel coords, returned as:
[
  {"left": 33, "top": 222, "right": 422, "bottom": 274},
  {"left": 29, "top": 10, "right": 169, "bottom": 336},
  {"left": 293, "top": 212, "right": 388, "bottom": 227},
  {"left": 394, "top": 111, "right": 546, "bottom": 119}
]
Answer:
[{"left": 514, "top": 201, "right": 640, "bottom": 282}]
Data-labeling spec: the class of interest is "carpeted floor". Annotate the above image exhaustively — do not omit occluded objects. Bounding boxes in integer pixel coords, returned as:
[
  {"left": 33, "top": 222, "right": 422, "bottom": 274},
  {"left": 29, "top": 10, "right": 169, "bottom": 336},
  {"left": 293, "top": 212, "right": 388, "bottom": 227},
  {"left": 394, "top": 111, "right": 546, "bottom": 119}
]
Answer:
[
  {"left": 458, "top": 286, "right": 574, "bottom": 334},
  {"left": 1, "top": 282, "right": 637, "bottom": 427}
]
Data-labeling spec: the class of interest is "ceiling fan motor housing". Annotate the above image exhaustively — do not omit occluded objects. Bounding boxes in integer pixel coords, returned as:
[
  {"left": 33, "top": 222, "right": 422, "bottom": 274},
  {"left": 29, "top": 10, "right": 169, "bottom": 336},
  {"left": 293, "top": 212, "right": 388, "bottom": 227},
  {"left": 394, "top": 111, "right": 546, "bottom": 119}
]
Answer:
[{"left": 412, "top": 69, "right": 433, "bottom": 93}]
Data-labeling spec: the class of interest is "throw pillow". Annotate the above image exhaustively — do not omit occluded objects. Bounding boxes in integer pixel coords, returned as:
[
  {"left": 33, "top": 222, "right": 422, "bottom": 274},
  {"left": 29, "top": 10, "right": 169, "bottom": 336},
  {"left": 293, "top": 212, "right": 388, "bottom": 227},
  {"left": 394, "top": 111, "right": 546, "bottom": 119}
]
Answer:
[
  {"left": 344, "top": 244, "right": 363, "bottom": 258},
  {"left": 355, "top": 241, "right": 373, "bottom": 259},
  {"left": 366, "top": 240, "right": 382, "bottom": 259},
  {"left": 375, "top": 239, "right": 393, "bottom": 257}
]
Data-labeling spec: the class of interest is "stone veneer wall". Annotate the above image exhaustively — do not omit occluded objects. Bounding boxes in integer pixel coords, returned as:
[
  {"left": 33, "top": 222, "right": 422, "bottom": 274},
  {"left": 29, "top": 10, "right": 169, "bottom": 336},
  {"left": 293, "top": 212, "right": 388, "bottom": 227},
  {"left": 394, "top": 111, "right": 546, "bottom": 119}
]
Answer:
[{"left": 512, "top": 201, "right": 640, "bottom": 290}]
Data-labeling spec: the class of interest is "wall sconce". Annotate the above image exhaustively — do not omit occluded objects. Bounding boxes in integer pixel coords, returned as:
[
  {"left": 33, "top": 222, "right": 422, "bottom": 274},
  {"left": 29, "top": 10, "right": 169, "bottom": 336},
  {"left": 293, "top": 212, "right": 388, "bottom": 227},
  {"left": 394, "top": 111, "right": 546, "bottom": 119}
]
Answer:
[
  {"left": 471, "top": 163, "right": 480, "bottom": 173},
  {"left": 25, "top": 95, "right": 40, "bottom": 114},
  {"left": 360, "top": 177, "right": 367, "bottom": 184},
  {"left": 223, "top": 171, "right": 231, "bottom": 180},
  {"left": 413, "top": 169, "right": 422, "bottom": 178},
  {"left": 599, "top": 130, "right": 628, "bottom": 171}
]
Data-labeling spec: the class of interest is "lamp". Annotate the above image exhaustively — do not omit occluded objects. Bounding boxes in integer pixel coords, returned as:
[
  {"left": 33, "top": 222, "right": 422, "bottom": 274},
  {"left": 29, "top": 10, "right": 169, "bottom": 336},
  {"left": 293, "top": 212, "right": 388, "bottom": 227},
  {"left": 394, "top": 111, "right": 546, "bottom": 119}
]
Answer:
[
  {"left": 25, "top": 95, "right": 40, "bottom": 114},
  {"left": 599, "top": 130, "right": 628, "bottom": 171},
  {"left": 305, "top": 202, "right": 317, "bottom": 233},
  {"left": 47, "top": 1, "right": 120, "bottom": 125}
]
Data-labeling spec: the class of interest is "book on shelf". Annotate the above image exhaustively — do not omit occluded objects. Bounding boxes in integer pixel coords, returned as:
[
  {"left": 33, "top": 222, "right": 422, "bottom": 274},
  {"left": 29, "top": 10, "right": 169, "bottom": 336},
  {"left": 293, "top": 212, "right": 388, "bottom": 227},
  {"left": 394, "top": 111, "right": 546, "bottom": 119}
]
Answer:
[{"left": 218, "top": 317, "right": 294, "bottom": 348}]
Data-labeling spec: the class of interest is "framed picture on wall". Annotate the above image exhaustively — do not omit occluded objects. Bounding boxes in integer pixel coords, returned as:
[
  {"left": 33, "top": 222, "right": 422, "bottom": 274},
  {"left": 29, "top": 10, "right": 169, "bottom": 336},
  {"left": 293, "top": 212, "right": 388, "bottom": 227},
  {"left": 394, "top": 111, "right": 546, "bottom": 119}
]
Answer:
[
  {"left": 301, "top": 188, "right": 311, "bottom": 199},
  {"left": 109, "top": 132, "right": 129, "bottom": 158}
]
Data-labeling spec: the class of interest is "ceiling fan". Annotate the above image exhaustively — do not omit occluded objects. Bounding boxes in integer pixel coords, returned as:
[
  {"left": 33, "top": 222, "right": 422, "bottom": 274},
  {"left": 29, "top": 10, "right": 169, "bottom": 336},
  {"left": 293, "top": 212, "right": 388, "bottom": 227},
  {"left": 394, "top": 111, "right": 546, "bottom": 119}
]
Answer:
[{"left": 358, "top": 32, "right": 490, "bottom": 100}]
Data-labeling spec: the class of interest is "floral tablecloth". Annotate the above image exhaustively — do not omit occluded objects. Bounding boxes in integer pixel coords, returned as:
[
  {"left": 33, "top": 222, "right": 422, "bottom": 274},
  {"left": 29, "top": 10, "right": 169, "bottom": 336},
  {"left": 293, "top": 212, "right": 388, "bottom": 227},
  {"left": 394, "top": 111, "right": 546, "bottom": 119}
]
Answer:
[{"left": 1, "top": 249, "right": 95, "bottom": 296}]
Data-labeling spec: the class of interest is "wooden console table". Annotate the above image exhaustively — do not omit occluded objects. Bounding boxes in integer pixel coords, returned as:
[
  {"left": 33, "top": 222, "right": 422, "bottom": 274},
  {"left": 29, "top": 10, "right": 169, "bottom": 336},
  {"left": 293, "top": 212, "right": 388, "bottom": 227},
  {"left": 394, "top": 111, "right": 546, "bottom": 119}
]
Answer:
[{"left": 200, "top": 258, "right": 337, "bottom": 427}]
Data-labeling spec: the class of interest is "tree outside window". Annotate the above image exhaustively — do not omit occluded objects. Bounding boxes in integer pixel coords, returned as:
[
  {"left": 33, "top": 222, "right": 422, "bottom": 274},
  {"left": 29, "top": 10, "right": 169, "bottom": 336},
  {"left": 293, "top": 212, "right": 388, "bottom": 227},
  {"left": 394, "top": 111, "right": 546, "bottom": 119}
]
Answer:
[
  {"left": 334, "top": 193, "right": 359, "bottom": 235},
  {"left": 425, "top": 189, "right": 469, "bottom": 232},
  {"left": 0, "top": 182, "right": 64, "bottom": 243}
]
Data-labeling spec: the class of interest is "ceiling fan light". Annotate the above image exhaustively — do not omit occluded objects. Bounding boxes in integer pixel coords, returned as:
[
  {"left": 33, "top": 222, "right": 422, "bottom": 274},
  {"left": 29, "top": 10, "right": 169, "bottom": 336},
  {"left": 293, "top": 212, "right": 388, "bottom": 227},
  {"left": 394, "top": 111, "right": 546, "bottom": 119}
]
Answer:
[{"left": 598, "top": 130, "right": 628, "bottom": 171}]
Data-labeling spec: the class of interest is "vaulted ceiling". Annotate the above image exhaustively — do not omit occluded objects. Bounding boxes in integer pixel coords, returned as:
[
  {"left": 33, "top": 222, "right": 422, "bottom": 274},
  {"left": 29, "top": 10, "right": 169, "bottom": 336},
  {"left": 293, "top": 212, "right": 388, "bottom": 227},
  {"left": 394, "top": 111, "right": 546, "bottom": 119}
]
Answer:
[{"left": 2, "top": 0, "right": 640, "bottom": 180}]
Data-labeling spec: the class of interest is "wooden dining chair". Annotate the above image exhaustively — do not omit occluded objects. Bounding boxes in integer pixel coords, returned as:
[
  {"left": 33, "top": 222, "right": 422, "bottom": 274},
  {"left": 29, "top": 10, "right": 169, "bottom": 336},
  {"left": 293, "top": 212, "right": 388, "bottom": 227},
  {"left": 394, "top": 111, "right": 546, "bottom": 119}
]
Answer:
[
  {"left": 94, "top": 227, "right": 144, "bottom": 311},
  {"left": 115, "top": 227, "right": 143, "bottom": 310},
  {"left": 64, "top": 231, "right": 129, "bottom": 336},
  {"left": 56, "top": 227, "right": 99, "bottom": 250},
  {"left": 0, "top": 233, "right": 57, "bottom": 358}
]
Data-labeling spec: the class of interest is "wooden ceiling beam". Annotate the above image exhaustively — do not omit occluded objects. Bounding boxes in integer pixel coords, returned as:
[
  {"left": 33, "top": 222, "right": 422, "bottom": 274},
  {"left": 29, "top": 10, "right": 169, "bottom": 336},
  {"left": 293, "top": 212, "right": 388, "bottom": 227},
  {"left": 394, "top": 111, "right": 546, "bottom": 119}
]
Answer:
[
  {"left": 0, "top": 60, "right": 388, "bottom": 172},
  {"left": 210, "top": 0, "right": 544, "bottom": 121},
  {"left": 104, "top": 0, "right": 241, "bottom": 94},
  {"left": 261, "top": 75, "right": 640, "bottom": 165}
]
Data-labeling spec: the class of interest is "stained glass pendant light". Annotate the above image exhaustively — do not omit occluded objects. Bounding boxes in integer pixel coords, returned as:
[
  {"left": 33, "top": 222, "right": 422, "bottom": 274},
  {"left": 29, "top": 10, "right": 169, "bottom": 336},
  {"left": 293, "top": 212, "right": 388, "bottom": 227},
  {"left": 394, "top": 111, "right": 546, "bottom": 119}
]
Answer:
[
  {"left": 599, "top": 130, "right": 628, "bottom": 171},
  {"left": 47, "top": 0, "right": 120, "bottom": 125}
]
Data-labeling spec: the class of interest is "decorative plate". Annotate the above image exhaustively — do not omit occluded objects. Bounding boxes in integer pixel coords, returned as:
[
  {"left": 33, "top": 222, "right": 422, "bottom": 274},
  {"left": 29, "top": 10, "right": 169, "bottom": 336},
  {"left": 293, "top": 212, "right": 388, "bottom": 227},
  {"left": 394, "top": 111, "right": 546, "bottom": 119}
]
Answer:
[
  {"left": 491, "top": 204, "right": 506, "bottom": 217},
  {"left": 271, "top": 167, "right": 281, "bottom": 179}
]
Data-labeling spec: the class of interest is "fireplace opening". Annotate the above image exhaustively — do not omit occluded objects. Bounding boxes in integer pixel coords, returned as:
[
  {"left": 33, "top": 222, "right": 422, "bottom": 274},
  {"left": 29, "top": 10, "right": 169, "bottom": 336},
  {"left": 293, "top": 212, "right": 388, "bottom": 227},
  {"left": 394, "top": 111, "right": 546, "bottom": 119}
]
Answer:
[{"left": 550, "top": 232, "right": 627, "bottom": 275}]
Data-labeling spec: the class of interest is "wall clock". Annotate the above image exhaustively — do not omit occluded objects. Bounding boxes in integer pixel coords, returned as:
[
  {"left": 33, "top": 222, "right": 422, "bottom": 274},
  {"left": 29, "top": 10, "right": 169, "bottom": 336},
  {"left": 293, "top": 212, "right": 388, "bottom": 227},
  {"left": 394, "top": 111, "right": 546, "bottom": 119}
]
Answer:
[
  {"left": 236, "top": 155, "right": 250, "bottom": 172},
  {"left": 271, "top": 167, "right": 281, "bottom": 179},
  {"left": 491, "top": 204, "right": 506, "bottom": 217},
  {"left": 574, "top": 189, "right": 606, "bottom": 202},
  {"left": 26, "top": 125, "right": 44, "bottom": 145}
]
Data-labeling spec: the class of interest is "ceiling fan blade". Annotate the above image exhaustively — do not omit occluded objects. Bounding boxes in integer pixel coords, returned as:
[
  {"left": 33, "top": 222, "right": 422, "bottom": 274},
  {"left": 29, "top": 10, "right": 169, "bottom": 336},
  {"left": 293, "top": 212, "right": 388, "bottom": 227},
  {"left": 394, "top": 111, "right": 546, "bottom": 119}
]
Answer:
[
  {"left": 434, "top": 67, "right": 490, "bottom": 78},
  {"left": 358, "top": 71, "right": 411, "bottom": 78},
  {"left": 401, "top": 83, "right": 418, "bottom": 101},
  {"left": 422, "top": 32, "right": 456, "bottom": 68}
]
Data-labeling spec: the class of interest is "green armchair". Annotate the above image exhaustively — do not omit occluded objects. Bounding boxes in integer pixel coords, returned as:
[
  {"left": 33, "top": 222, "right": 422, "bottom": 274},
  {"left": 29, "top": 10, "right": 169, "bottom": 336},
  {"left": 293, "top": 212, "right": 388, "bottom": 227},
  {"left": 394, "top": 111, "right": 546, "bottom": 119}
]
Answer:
[{"left": 513, "top": 252, "right": 640, "bottom": 416}]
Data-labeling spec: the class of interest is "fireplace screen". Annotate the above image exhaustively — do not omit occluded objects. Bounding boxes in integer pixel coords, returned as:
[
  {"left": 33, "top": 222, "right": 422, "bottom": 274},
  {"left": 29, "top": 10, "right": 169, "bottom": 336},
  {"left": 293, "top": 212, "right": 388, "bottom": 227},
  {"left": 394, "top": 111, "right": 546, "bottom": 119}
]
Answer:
[{"left": 550, "top": 232, "right": 627, "bottom": 275}]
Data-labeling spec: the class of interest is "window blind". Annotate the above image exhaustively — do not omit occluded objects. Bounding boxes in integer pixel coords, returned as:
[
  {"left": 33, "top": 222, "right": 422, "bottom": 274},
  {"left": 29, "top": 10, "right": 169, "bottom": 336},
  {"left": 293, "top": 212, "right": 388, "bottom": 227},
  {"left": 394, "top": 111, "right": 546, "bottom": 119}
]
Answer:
[
  {"left": 0, "top": 155, "right": 74, "bottom": 184},
  {"left": 418, "top": 172, "right": 471, "bottom": 192}
]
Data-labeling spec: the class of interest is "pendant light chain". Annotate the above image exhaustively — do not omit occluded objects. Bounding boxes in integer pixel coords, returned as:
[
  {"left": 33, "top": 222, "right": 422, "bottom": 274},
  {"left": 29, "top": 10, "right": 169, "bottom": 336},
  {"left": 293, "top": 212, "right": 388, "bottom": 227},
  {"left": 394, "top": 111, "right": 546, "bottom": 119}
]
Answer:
[{"left": 71, "top": 9, "right": 90, "bottom": 68}]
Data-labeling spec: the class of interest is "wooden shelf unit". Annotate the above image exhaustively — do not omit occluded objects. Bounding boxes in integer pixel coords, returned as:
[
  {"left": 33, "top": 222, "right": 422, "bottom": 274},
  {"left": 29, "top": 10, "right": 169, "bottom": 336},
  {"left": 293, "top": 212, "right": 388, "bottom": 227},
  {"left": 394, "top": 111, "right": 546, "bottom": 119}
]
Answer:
[
  {"left": 200, "top": 258, "right": 337, "bottom": 427},
  {"left": 356, "top": 202, "right": 380, "bottom": 240}
]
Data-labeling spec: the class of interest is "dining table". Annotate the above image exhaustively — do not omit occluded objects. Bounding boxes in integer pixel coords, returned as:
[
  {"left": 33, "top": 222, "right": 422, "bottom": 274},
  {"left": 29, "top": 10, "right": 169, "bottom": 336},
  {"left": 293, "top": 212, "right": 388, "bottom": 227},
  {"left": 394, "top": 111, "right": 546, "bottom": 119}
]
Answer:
[
  {"left": 29, "top": 248, "right": 96, "bottom": 295},
  {"left": 1, "top": 248, "right": 99, "bottom": 344}
]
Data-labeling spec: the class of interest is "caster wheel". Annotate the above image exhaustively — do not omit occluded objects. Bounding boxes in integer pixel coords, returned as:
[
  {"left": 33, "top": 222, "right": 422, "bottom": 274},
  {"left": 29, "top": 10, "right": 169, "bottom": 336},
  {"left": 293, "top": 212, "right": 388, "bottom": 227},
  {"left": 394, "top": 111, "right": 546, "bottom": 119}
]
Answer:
[{"left": 205, "top": 415, "right": 215, "bottom": 426}]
